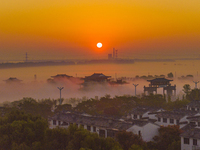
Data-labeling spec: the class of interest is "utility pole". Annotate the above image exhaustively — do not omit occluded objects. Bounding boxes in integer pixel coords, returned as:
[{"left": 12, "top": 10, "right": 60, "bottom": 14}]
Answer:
[
  {"left": 57, "top": 87, "right": 64, "bottom": 105},
  {"left": 193, "top": 81, "right": 199, "bottom": 89},
  {"left": 133, "top": 84, "right": 139, "bottom": 96}
]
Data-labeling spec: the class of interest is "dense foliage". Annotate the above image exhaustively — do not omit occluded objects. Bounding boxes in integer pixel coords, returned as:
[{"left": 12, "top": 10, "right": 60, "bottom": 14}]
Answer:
[
  {"left": 1, "top": 91, "right": 191, "bottom": 119},
  {"left": 74, "top": 94, "right": 190, "bottom": 117},
  {"left": 115, "top": 131, "right": 147, "bottom": 150},
  {"left": 152, "top": 125, "right": 182, "bottom": 150},
  {"left": 3, "top": 97, "right": 55, "bottom": 119},
  {"left": 0, "top": 110, "right": 183, "bottom": 150},
  {"left": 0, "top": 110, "right": 122, "bottom": 150}
]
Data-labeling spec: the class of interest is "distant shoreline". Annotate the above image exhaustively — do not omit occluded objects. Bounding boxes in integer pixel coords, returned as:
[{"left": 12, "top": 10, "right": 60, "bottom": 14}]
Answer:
[{"left": 0, "top": 58, "right": 199, "bottom": 69}]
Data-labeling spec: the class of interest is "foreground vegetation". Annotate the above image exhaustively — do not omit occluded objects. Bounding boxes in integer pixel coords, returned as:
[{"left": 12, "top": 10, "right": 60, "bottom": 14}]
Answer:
[
  {"left": 1, "top": 84, "right": 199, "bottom": 150},
  {"left": 1, "top": 93, "right": 190, "bottom": 119},
  {"left": 0, "top": 110, "right": 182, "bottom": 150}
]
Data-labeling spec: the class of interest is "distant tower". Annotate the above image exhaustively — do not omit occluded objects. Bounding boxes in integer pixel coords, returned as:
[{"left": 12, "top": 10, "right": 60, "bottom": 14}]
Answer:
[
  {"left": 113, "top": 48, "right": 115, "bottom": 59},
  {"left": 112, "top": 48, "right": 118, "bottom": 59},
  {"left": 115, "top": 49, "right": 118, "bottom": 59},
  {"left": 25, "top": 52, "right": 28, "bottom": 62}
]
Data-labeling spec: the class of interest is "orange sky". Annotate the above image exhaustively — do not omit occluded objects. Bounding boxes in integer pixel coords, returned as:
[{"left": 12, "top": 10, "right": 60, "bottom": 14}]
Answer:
[{"left": 0, "top": 0, "right": 200, "bottom": 61}]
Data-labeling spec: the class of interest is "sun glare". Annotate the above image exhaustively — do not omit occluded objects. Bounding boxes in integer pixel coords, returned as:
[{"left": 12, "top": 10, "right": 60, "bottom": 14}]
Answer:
[{"left": 97, "top": 42, "right": 102, "bottom": 48}]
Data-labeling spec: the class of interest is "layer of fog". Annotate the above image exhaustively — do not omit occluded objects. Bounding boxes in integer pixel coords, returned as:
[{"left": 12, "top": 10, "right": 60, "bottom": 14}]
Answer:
[{"left": 0, "top": 77, "right": 199, "bottom": 105}]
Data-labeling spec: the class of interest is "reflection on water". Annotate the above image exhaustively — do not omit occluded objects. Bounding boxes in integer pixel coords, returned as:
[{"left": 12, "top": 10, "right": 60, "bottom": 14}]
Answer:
[{"left": 0, "top": 60, "right": 200, "bottom": 102}]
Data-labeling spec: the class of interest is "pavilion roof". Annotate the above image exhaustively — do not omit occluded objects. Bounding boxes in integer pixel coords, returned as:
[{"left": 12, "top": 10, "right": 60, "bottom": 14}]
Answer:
[
  {"left": 84, "top": 73, "right": 111, "bottom": 80},
  {"left": 51, "top": 74, "right": 73, "bottom": 78},
  {"left": 147, "top": 78, "right": 173, "bottom": 82},
  {"left": 4, "top": 77, "right": 22, "bottom": 82}
]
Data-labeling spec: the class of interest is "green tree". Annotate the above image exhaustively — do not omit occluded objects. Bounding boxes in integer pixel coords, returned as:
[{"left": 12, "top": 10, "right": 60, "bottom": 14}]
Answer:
[
  {"left": 188, "top": 89, "right": 200, "bottom": 101},
  {"left": 182, "top": 84, "right": 191, "bottom": 100},
  {"left": 115, "top": 131, "right": 145, "bottom": 150},
  {"left": 44, "top": 127, "right": 70, "bottom": 150},
  {"left": 128, "top": 144, "right": 143, "bottom": 150},
  {"left": 0, "top": 110, "right": 48, "bottom": 150},
  {"left": 153, "top": 125, "right": 182, "bottom": 150},
  {"left": 167, "top": 72, "right": 173, "bottom": 78},
  {"left": 167, "top": 140, "right": 181, "bottom": 150}
]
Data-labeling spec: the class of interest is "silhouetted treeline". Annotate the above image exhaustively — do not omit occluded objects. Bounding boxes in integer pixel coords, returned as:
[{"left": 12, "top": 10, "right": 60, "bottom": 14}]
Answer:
[
  {"left": 74, "top": 94, "right": 190, "bottom": 117},
  {"left": 1, "top": 93, "right": 190, "bottom": 119}
]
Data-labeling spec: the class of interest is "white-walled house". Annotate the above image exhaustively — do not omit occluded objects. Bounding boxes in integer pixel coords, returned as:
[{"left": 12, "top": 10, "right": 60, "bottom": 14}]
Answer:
[
  {"left": 186, "top": 114, "right": 200, "bottom": 126},
  {"left": 181, "top": 114, "right": 200, "bottom": 149},
  {"left": 181, "top": 127, "right": 200, "bottom": 150},
  {"left": 127, "top": 106, "right": 164, "bottom": 120},
  {"left": 49, "top": 111, "right": 160, "bottom": 142},
  {"left": 155, "top": 110, "right": 198, "bottom": 128},
  {"left": 186, "top": 100, "right": 200, "bottom": 112},
  {"left": 126, "top": 120, "right": 159, "bottom": 141}
]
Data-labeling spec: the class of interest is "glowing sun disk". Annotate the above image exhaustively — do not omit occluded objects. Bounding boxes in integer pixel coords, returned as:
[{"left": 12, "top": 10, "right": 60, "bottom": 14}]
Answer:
[{"left": 97, "top": 42, "right": 102, "bottom": 48}]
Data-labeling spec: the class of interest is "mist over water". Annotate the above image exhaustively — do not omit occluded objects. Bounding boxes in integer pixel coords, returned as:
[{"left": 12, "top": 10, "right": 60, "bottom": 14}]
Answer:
[{"left": 0, "top": 60, "right": 200, "bottom": 103}]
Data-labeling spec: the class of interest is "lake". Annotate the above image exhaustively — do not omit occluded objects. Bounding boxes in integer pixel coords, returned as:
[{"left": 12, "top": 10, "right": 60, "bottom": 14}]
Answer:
[{"left": 0, "top": 60, "right": 200, "bottom": 103}]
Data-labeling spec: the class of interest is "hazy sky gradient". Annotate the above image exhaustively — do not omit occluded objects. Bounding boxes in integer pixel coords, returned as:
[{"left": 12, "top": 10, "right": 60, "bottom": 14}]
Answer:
[{"left": 0, "top": 0, "right": 200, "bottom": 60}]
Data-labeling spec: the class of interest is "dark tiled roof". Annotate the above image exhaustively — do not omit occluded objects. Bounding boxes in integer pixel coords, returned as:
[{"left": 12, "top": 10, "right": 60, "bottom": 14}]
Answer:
[
  {"left": 131, "top": 120, "right": 151, "bottom": 127},
  {"left": 147, "top": 78, "right": 173, "bottom": 82},
  {"left": 84, "top": 73, "right": 111, "bottom": 80},
  {"left": 156, "top": 110, "right": 197, "bottom": 119},
  {"left": 51, "top": 111, "right": 154, "bottom": 130},
  {"left": 181, "top": 126, "right": 200, "bottom": 139},
  {"left": 187, "top": 115, "right": 200, "bottom": 122},
  {"left": 51, "top": 74, "right": 73, "bottom": 78},
  {"left": 130, "top": 106, "right": 162, "bottom": 115},
  {"left": 187, "top": 100, "right": 200, "bottom": 108},
  {"left": 4, "top": 77, "right": 22, "bottom": 82}
]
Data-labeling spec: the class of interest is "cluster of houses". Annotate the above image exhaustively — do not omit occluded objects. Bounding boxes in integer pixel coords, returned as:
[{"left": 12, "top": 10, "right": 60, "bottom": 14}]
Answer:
[
  {"left": 49, "top": 100, "right": 200, "bottom": 150},
  {"left": 5, "top": 74, "right": 199, "bottom": 149}
]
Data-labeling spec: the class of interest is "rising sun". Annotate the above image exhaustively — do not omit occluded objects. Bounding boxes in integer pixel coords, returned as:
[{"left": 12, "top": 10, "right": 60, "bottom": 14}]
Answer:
[{"left": 97, "top": 42, "right": 102, "bottom": 48}]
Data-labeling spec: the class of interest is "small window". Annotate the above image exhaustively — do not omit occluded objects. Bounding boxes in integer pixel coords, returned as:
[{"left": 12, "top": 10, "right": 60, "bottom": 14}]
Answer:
[
  {"left": 58, "top": 121, "right": 61, "bottom": 125},
  {"left": 62, "top": 122, "right": 68, "bottom": 126},
  {"left": 163, "top": 118, "right": 167, "bottom": 123},
  {"left": 138, "top": 131, "right": 141, "bottom": 136},
  {"left": 192, "top": 108, "right": 195, "bottom": 111},
  {"left": 198, "top": 122, "right": 200, "bottom": 127},
  {"left": 139, "top": 115, "right": 142, "bottom": 119},
  {"left": 176, "top": 119, "right": 179, "bottom": 125},
  {"left": 193, "top": 139, "right": 197, "bottom": 145},
  {"left": 87, "top": 125, "right": 91, "bottom": 131},
  {"left": 158, "top": 117, "right": 161, "bottom": 122},
  {"left": 170, "top": 119, "right": 174, "bottom": 124},
  {"left": 53, "top": 120, "right": 56, "bottom": 125},
  {"left": 93, "top": 126, "right": 96, "bottom": 132},
  {"left": 190, "top": 122, "right": 195, "bottom": 125},
  {"left": 134, "top": 115, "right": 137, "bottom": 119},
  {"left": 184, "top": 138, "right": 189, "bottom": 144}
]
